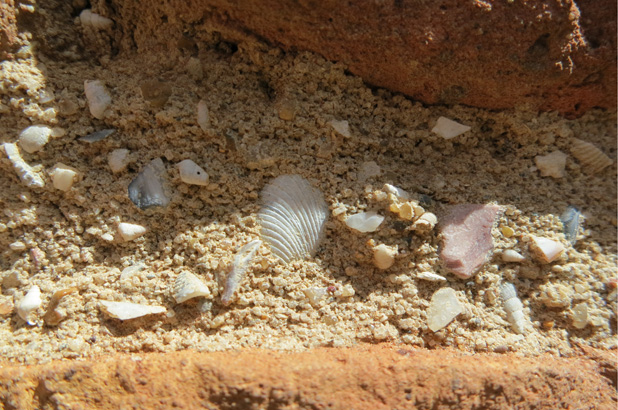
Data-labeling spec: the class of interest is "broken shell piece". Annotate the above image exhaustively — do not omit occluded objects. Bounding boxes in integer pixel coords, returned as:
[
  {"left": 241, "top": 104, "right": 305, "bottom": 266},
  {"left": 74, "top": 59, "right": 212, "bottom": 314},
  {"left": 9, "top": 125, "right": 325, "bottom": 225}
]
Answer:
[
  {"left": 534, "top": 151, "right": 567, "bottom": 178},
  {"left": 79, "top": 9, "right": 113, "bottom": 30},
  {"left": 173, "top": 271, "right": 211, "bottom": 303},
  {"left": 177, "top": 159, "right": 209, "bottom": 186},
  {"left": 383, "top": 184, "right": 410, "bottom": 200},
  {"left": 117, "top": 222, "right": 147, "bottom": 241},
  {"left": 2, "top": 143, "right": 45, "bottom": 188},
  {"left": 197, "top": 100, "right": 209, "bottom": 131},
  {"left": 84, "top": 80, "right": 112, "bottom": 119},
  {"left": 17, "top": 285, "right": 42, "bottom": 325},
  {"left": 108, "top": 149, "right": 130, "bottom": 173},
  {"left": 99, "top": 300, "right": 166, "bottom": 320},
  {"left": 411, "top": 212, "right": 438, "bottom": 233},
  {"left": 571, "top": 303, "right": 588, "bottom": 329},
  {"left": 128, "top": 158, "right": 170, "bottom": 210},
  {"left": 570, "top": 138, "right": 613, "bottom": 174},
  {"left": 221, "top": 240, "right": 262, "bottom": 305},
  {"left": 529, "top": 235, "right": 565, "bottom": 263},
  {"left": 303, "top": 287, "right": 329, "bottom": 306},
  {"left": 431, "top": 117, "right": 471, "bottom": 139},
  {"left": 79, "top": 129, "right": 115, "bottom": 143},
  {"left": 345, "top": 211, "right": 384, "bottom": 233},
  {"left": 328, "top": 120, "right": 351, "bottom": 138},
  {"left": 259, "top": 175, "right": 328, "bottom": 263},
  {"left": 44, "top": 287, "right": 78, "bottom": 326},
  {"left": 373, "top": 244, "right": 397, "bottom": 270},
  {"left": 561, "top": 206, "right": 582, "bottom": 245},
  {"left": 19, "top": 125, "right": 52, "bottom": 153},
  {"left": 427, "top": 287, "right": 464, "bottom": 332},
  {"left": 501, "top": 283, "right": 526, "bottom": 334},
  {"left": 390, "top": 201, "right": 415, "bottom": 220},
  {"left": 501, "top": 249, "right": 525, "bottom": 263},
  {"left": 51, "top": 163, "right": 80, "bottom": 191},
  {"left": 417, "top": 271, "right": 447, "bottom": 282}
]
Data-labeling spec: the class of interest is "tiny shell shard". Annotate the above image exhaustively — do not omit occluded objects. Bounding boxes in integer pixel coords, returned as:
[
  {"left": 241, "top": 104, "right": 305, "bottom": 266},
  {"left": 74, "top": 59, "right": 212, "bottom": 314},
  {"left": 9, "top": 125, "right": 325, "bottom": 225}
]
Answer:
[
  {"left": 529, "top": 235, "right": 564, "bottom": 263},
  {"left": 197, "top": 100, "right": 209, "bottom": 131},
  {"left": 259, "top": 175, "right": 328, "bottom": 263},
  {"left": 570, "top": 138, "right": 613, "bottom": 174},
  {"left": 79, "top": 129, "right": 115, "bottom": 143},
  {"left": 560, "top": 206, "right": 582, "bottom": 245},
  {"left": 84, "top": 80, "right": 112, "bottom": 119},
  {"left": 427, "top": 287, "right": 464, "bottom": 332},
  {"left": 177, "top": 159, "right": 209, "bottom": 186},
  {"left": 535, "top": 150, "right": 567, "bottom": 178},
  {"left": 345, "top": 211, "right": 384, "bottom": 233},
  {"left": 51, "top": 163, "right": 80, "bottom": 191},
  {"left": 440, "top": 204, "right": 502, "bottom": 278},
  {"left": 19, "top": 125, "right": 52, "bottom": 153},
  {"left": 173, "top": 271, "right": 211, "bottom": 303},
  {"left": 128, "top": 158, "right": 170, "bottom": 210},
  {"left": 17, "top": 285, "right": 42, "bottom": 325},
  {"left": 2, "top": 143, "right": 45, "bottom": 188},
  {"left": 99, "top": 300, "right": 166, "bottom": 320},
  {"left": 431, "top": 117, "right": 471, "bottom": 139},
  {"left": 221, "top": 240, "right": 262, "bottom": 306},
  {"left": 79, "top": 9, "right": 114, "bottom": 30},
  {"left": 117, "top": 222, "right": 147, "bottom": 241}
]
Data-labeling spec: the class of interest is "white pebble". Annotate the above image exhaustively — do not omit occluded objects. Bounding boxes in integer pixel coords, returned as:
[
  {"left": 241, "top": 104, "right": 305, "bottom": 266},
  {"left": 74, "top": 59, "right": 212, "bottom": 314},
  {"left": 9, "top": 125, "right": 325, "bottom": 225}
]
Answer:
[
  {"left": 345, "top": 211, "right": 384, "bottom": 233},
  {"left": 529, "top": 235, "right": 565, "bottom": 263},
  {"left": 177, "top": 159, "right": 209, "bottom": 186},
  {"left": 373, "top": 244, "right": 397, "bottom": 270},
  {"left": 501, "top": 249, "right": 525, "bottom": 263},
  {"left": 535, "top": 151, "right": 567, "bottom": 178},
  {"left": 19, "top": 125, "right": 52, "bottom": 153},
  {"left": 572, "top": 303, "right": 588, "bottom": 329},
  {"left": 2, "top": 143, "right": 45, "bottom": 188},
  {"left": 117, "top": 222, "right": 147, "bottom": 241},
  {"left": 51, "top": 163, "right": 79, "bottom": 191},
  {"left": 17, "top": 285, "right": 42, "bottom": 325},
  {"left": 431, "top": 117, "right": 471, "bottom": 139},
  {"left": 417, "top": 271, "right": 447, "bottom": 282},
  {"left": 197, "top": 100, "right": 209, "bottom": 131},
  {"left": 84, "top": 80, "right": 111, "bottom": 119},
  {"left": 108, "top": 149, "right": 130, "bottom": 173},
  {"left": 427, "top": 287, "right": 464, "bottom": 332}
]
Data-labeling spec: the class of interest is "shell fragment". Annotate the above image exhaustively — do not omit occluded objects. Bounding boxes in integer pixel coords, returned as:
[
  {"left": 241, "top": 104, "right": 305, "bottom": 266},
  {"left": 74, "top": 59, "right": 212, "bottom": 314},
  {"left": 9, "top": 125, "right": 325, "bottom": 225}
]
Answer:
[{"left": 99, "top": 300, "right": 166, "bottom": 320}]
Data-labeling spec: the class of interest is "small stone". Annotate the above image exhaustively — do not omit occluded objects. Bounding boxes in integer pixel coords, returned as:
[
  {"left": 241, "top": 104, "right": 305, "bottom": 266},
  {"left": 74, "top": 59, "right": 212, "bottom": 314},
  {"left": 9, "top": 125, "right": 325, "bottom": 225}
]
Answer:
[
  {"left": 51, "top": 163, "right": 80, "bottom": 191},
  {"left": 345, "top": 211, "right": 384, "bottom": 233},
  {"left": 535, "top": 151, "right": 567, "bottom": 178},
  {"left": 572, "top": 303, "right": 588, "bottom": 329},
  {"left": 440, "top": 204, "right": 502, "bottom": 278},
  {"left": 500, "top": 226, "right": 515, "bottom": 237},
  {"left": 177, "top": 159, "right": 209, "bottom": 186},
  {"left": 539, "top": 283, "right": 572, "bottom": 308},
  {"left": 328, "top": 120, "right": 351, "bottom": 137},
  {"left": 373, "top": 244, "right": 397, "bottom": 270},
  {"left": 140, "top": 80, "right": 172, "bottom": 108},
  {"left": 84, "top": 80, "right": 111, "bottom": 119},
  {"left": 108, "top": 149, "right": 130, "bottom": 173},
  {"left": 501, "top": 249, "right": 525, "bottom": 263},
  {"left": 431, "top": 117, "right": 471, "bottom": 139},
  {"left": 197, "top": 100, "right": 209, "bottom": 131},
  {"left": 19, "top": 125, "right": 52, "bottom": 153},
  {"left": 0, "top": 296, "right": 14, "bottom": 315},
  {"left": 427, "top": 287, "right": 464, "bottom": 332},
  {"left": 303, "top": 287, "right": 328, "bottom": 306},
  {"left": 128, "top": 158, "right": 170, "bottom": 210},
  {"left": 529, "top": 235, "right": 565, "bottom": 263},
  {"left": 277, "top": 100, "right": 296, "bottom": 121},
  {"left": 117, "top": 222, "right": 147, "bottom": 241}
]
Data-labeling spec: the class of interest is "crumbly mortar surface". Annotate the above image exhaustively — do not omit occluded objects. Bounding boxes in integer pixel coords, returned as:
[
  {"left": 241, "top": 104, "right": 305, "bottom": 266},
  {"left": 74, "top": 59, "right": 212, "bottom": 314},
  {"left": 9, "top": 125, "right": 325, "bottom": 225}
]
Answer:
[{"left": 0, "top": 3, "right": 616, "bottom": 364}]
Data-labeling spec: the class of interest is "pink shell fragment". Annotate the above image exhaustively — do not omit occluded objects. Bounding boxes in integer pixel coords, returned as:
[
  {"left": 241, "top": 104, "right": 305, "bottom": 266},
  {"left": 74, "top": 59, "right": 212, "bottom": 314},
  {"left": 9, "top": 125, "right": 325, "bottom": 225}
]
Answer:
[{"left": 440, "top": 204, "right": 502, "bottom": 278}]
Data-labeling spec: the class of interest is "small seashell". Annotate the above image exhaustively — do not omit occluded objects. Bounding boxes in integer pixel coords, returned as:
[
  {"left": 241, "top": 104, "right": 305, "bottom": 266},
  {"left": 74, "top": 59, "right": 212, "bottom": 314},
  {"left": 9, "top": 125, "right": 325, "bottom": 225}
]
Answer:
[
  {"left": 79, "top": 9, "right": 113, "bottom": 30},
  {"left": 417, "top": 271, "right": 447, "bottom": 282},
  {"left": 529, "top": 235, "right": 565, "bottom": 263},
  {"left": 19, "top": 125, "right": 52, "bottom": 153},
  {"left": 84, "top": 80, "right": 112, "bottom": 119},
  {"left": 197, "top": 100, "right": 209, "bottom": 131},
  {"left": 128, "top": 158, "right": 170, "bottom": 210},
  {"left": 411, "top": 212, "right": 438, "bottom": 233},
  {"left": 373, "top": 243, "right": 397, "bottom": 270},
  {"left": 173, "top": 271, "right": 211, "bottom": 303},
  {"left": 328, "top": 119, "right": 351, "bottom": 138},
  {"left": 259, "top": 175, "right": 328, "bottom": 263},
  {"left": 51, "top": 163, "right": 80, "bottom": 191},
  {"left": 426, "top": 287, "right": 464, "bottom": 332},
  {"left": 560, "top": 206, "right": 582, "bottom": 245},
  {"left": 383, "top": 183, "right": 410, "bottom": 200},
  {"left": 17, "top": 285, "right": 42, "bottom": 325},
  {"left": 2, "top": 143, "right": 45, "bottom": 188},
  {"left": 117, "top": 222, "right": 147, "bottom": 241},
  {"left": 99, "top": 300, "right": 166, "bottom": 320},
  {"left": 570, "top": 138, "right": 613, "bottom": 174},
  {"left": 534, "top": 150, "right": 567, "bottom": 178},
  {"left": 79, "top": 129, "right": 115, "bottom": 143},
  {"left": 177, "top": 159, "right": 209, "bottom": 186},
  {"left": 501, "top": 282, "right": 526, "bottom": 334},
  {"left": 345, "top": 211, "right": 384, "bottom": 233},
  {"left": 501, "top": 249, "right": 525, "bottom": 263},
  {"left": 44, "top": 287, "right": 78, "bottom": 326},
  {"left": 221, "top": 240, "right": 262, "bottom": 305},
  {"left": 431, "top": 117, "right": 471, "bottom": 139},
  {"left": 108, "top": 149, "right": 130, "bottom": 173}
]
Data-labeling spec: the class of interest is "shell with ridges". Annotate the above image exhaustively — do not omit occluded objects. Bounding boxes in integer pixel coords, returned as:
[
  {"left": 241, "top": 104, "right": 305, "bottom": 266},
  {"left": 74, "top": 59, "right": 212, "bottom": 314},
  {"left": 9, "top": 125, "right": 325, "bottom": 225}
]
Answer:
[
  {"left": 570, "top": 138, "right": 612, "bottom": 174},
  {"left": 222, "top": 240, "right": 262, "bottom": 305},
  {"left": 174, "top": 271, "right": 211, "bottom": 303},
  {"left": 501, "top": 282, "right": 526, "bottom": 334},
  {"left": 259, "top": 175, "right": 328, "bottom": 263}
]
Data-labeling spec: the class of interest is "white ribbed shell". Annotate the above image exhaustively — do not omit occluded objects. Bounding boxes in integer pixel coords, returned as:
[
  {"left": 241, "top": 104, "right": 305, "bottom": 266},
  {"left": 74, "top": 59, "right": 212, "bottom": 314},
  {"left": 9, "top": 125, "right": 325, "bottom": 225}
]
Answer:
[
  {"left": 570, "top": 138, "right": 613, "bottom": 174},
  {"left": 259, "top": 175, "right": 328, "bottom": 263}
]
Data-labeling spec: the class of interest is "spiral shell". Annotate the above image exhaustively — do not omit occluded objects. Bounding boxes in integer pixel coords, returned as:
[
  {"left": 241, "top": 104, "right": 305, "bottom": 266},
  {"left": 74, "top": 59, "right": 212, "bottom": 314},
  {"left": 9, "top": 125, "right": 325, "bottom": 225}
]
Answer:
[
  {"left": 259, "top": 175, "right": 328, "bottom": 263},
  {"left": 501, "top": 283, "right": 526, "bottom": 334},
  {"left": 570, "top": 138, "right": 613, "bottom": 174}
]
